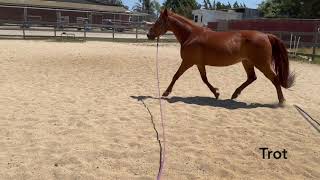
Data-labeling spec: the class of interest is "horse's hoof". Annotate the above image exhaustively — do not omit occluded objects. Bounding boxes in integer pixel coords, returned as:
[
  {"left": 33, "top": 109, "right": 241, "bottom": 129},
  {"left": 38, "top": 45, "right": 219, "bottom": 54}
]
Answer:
[
  {"left": 214, "top": 89, "right": 220, "bottom": 99},
  {"left": 214, "top": 92, "right": 220, "bottom": 99},
  {"left": 231, "top": 93, "right": 239, "bottom": 99},
  {"left": 279, "top": 99, "right": 286, "bottom": 107},
  {"left": 162, "top": 91, "right": 170, "bottom": 97}
]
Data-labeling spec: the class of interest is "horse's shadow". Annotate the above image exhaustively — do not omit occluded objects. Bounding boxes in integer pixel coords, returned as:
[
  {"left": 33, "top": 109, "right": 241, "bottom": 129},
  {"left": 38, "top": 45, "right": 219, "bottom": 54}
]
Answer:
[{"left": 131, "top": 96, "right": 278, "bottom": 110}]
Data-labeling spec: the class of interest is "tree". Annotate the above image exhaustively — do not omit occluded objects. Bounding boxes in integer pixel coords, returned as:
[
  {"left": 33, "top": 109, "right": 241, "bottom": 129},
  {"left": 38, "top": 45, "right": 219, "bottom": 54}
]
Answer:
[
  {"left": 300, "top": 0, "right": 320, "bottom": 18},
  {"left": 153, "top": 0, "right": 161, "bottom": 17},
  {"left": 163, "top": 0, "right": 200, "bottom": 18},
  {"left": 226, "top": 2, "right": 232, "bottom": 9},
  {"left": 86, "top": 0, "right": 123, "bottom": 6},
  {"left": 113, "top": 0, "right": 123, "bottom": 6},
  {"left": 211, "top": 1, "right": 234, "bottom": 10},
  {"left": 216, "top": 1, "right": 223, "bottom": 9},
  {"left": 203, "top": 0, "right": 218, "bottom": 10},
  {"left": 132, "top": 0, "right": 144, "bottom": 12},
  {"left": 203, "top": 1, "right": 244, "bottom": 10},
  {"left": 207, "top": 0, "right": 213, "bottom": 9},
  {"left": 258, "top": 0, "right": 319, "bottom": 18},
  {"left": 203, "top": 0, "right": 209, "bottom": 9},
  {"left": 212, "top": 0, "right": 216, "bottom": 9},
  {"left": 133, "top": 0, "right": 161, "bottom": 18},
  {"left": 233, "top": 1, "right": 239, "bottom": 8}
]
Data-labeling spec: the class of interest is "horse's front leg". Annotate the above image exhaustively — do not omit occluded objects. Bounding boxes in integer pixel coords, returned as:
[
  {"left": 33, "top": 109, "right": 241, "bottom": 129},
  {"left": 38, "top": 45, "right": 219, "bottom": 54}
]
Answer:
[
  {"left": 162, "top": 62, "right": 193, "bottom": 97},
  {"left": 231, "top": 61, "right": 257, "bottom": 99},
  {"left": 197, "top": 65, "right": 220, "bottom": 99}
]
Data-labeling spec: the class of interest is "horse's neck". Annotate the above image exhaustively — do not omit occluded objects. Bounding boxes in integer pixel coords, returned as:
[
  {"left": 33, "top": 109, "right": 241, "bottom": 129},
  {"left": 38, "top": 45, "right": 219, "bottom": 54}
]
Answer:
[{"left": 168, "top": 16, "right": 193, "bottom": 45}]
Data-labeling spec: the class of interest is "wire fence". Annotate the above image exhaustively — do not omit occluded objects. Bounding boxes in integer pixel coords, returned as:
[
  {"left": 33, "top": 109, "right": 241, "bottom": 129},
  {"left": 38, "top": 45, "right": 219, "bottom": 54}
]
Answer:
[
  {"left": 0, "top": 20, "right": 319, "bottom": 63},
  {"left": 0, "top": 20, "right": 176, "bottom": 42}
]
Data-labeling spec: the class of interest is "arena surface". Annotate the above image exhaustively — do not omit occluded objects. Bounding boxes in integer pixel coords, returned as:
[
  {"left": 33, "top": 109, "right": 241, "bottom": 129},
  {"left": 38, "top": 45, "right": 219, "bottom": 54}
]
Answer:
[{"left": 0, "top": 40, "right": 319, "bottom": 179}]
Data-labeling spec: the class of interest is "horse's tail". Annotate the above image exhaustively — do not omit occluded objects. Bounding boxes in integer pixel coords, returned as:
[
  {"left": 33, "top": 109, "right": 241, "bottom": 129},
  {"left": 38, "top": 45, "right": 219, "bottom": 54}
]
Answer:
[{"left": 268, "top": 34, "right": 295, "bottom": 88}]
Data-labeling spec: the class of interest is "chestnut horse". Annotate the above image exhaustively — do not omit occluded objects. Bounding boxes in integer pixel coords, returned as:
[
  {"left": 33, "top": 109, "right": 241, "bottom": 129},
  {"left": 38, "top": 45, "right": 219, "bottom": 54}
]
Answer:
[{"left": 147, "top": 9, "right": 295, "bottom": 105}]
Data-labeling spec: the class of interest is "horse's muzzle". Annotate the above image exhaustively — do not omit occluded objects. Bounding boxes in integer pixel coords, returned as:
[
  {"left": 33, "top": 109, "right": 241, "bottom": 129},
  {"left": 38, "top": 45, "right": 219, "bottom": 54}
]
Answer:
[{"left": 147, "top": 33, "right": 156, "bottom": 40}]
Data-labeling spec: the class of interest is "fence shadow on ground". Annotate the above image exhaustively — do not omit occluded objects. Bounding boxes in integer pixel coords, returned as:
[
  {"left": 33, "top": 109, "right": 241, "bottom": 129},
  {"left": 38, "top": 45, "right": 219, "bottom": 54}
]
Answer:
[{"left": 131, "top": 96, "right": 279, "bottom": 110}]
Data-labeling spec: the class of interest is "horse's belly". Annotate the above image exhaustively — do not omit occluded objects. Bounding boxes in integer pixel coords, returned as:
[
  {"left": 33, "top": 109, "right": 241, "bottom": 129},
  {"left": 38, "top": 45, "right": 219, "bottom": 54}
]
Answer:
[{"left": 204, "top": 55, "right": 243, "bottom": 66}]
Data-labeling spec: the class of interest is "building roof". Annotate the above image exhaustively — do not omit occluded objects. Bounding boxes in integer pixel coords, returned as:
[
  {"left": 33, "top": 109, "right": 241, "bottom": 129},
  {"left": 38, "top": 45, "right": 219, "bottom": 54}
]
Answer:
[
  {"left": 0, "top": 0, "right": 128, "bottom": 13},
  {"left": 52, "top": 0, "right": 121, "bottom": 6}
]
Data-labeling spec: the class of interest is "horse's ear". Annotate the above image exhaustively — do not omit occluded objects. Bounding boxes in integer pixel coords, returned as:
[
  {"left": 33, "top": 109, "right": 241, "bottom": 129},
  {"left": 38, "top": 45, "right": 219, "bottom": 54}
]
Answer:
[{"left": 163, "top": 8, "right": 168, "bottom": 17}]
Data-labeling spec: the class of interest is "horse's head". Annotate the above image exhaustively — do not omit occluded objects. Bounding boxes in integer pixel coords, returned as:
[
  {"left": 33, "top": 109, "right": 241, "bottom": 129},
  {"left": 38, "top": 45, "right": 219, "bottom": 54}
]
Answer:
[{"left": 147, "top": 9, "right": 170, "bottom": 40}]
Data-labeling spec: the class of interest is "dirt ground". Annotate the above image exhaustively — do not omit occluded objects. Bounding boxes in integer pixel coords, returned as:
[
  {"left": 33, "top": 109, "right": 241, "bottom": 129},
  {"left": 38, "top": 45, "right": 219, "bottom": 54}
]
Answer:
[{"left": 0, "top": 40, "right": 319, "bottom": 179}]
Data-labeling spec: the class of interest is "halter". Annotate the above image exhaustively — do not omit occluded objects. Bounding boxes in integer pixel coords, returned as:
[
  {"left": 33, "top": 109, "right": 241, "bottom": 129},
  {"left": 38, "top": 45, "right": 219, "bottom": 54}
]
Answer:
[{"left": 154, "top": 15, "right": 168, "bottom": 37}]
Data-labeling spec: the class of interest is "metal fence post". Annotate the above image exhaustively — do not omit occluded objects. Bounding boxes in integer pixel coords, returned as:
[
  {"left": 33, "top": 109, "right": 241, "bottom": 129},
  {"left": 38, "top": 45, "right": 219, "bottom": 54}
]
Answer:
[
  {"left": 113, "top": 14, "right": 115, "bottom": 41},
  {"left": 312, "top": 31, "right": 318, "bottom": 62},
  {"left": 22, "top": 26, "right": 25, "bottom": 39},
  {"left": 112, "top": 27, "right": 115, "bottom": 40},
  {"left": 84, "top": 24, "right": 86, "bottom": 40},
  {"left": 136, "top": 26, "right": 138, "bottom": 41},
  {"left": 23, "top": 7, "right": 27, "bottom": 39}
]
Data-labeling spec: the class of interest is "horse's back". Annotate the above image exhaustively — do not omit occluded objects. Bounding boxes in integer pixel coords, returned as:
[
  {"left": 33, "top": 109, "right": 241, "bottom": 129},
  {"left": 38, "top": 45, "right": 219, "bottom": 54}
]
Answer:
[{"left": 203, "top": 30, "right": 269, "bottom": 46}]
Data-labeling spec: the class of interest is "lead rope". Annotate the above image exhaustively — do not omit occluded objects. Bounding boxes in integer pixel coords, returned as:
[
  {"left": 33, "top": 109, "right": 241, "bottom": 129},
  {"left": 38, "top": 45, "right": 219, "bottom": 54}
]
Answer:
[
  {"left": 294, "top": 105, "right": 320, "bottom": 133},
  {"left": 156, "top": 37, "right": 166, "bottom": 180}
]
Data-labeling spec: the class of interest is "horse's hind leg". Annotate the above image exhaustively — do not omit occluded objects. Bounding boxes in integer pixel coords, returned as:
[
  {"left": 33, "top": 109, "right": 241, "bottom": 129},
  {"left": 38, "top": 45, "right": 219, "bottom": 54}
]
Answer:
[
  {"left": 162, "top": 62, "right": 192, "bottom": 97},
  {"left": 231, "top": 61, "right": 257, "bottom": 99},
  {"left": 197, "top": 65, "right": 220, "bottom": 99},
  {"left": 258, "top": 65, "right": 285, "bottom": 105}
]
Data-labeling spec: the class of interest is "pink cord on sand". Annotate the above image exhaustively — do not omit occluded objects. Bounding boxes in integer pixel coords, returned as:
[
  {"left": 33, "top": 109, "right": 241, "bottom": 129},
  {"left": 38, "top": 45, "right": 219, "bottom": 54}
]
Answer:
[{"left": 156, "top": 38, "right": 166, "bottom": 180}]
